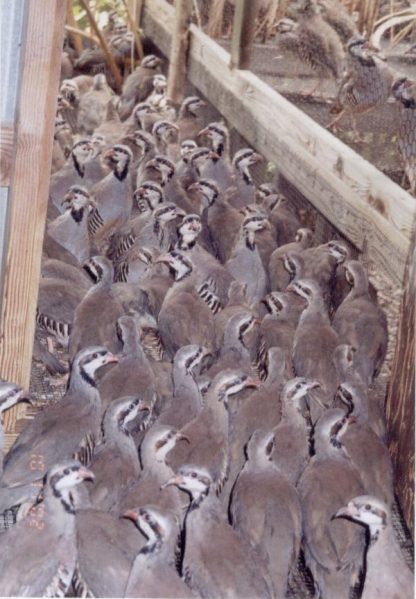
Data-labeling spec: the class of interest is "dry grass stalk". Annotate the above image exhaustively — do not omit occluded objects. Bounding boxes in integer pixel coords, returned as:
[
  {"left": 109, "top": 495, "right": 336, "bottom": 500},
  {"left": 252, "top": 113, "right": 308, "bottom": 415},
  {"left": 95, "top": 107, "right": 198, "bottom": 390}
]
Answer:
[
  {"left": 66, "top": 2, "right": 84, "bottom": 57},
  {"left": 207, "top": 0, "right": 227, "bottom": 37},
  {"left": 255, "top": 0, "right": 287, "bottom": 40},
  {"left": 64, "top": 24, "right": 99, "bottom": 46},
  {"left": 192, "top": 0, "right": 203, "bottom": 28},
  {"left": 121, "top": 0, "right": 144, "bottom": 60},
  {"left": 78, "top": 0, "right": 123, "bottom": 91}
]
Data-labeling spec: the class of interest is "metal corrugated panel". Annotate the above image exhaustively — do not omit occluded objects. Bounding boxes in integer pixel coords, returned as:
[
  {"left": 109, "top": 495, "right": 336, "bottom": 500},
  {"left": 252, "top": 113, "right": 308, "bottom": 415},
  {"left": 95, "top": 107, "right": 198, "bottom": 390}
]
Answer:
[
  {"left": 0, "top": 0, "right": 28, "bottom": 310},
  {"left": 0, "top": 0, "right": 27, "bottom": 122}
]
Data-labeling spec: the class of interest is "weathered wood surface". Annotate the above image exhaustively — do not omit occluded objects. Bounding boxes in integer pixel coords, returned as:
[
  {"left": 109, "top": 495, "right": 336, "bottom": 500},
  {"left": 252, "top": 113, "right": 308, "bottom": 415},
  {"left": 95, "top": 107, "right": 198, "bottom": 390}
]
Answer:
[
  {"left": 385, "top": 219, "right": 415, "bottom": 537},
  {"left": 0, "top": 124, "right": 15, "bottom": 186},
  {"left": 167, "top": 0, "right": 193, "bottom": 103},
  {"left": 230, "top": 0, "right": 259, "bottom": 69},
  {"left": 0, "top": 0, "right": 66, "bottom": 436}
]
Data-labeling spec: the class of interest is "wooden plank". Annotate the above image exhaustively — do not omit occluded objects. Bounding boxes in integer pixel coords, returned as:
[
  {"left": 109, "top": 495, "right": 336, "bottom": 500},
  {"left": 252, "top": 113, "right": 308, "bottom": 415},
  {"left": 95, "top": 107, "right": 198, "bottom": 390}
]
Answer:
[
  {"left": 230, "top": 0, "right": 259, "bottom": 69},
  {"left": 142, "top": 0, "right": 174, "bottom": 57},
  {"left": 0, "top": 0, "right": 66, "bottom": 422},
  {"left": 0, "top": 124, "right": 15, "bottom": 186},
  {"left": 167, "top": 0, "right": 193, "bottom": 103},
  {"left": 385, "top": 219, "right": 415, "bottom": 537}
]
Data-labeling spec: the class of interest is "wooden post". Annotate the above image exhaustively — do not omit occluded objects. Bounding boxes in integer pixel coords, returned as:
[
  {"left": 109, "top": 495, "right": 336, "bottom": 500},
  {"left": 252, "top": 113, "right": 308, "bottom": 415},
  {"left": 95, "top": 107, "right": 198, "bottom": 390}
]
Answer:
[
  {"left": 78, "top": 0, "right": 123, "bottom": 92},
  {"left": 230, "top": 0, "right": 259, "bottom": 69},
  {"left": 121, "top": 0, "right": 144, "bottom": 60},
  {"left": 66, "top": 1, "right": 84, "bottom": 57},
  {"left": 136, "top": 0, "right": 146, "bottom": 27},
  {"left": 385, "top": 219, "right": 415, "bottom": 537},
  {"left": 207, "top": 0, "right": 227, "bottom": 38},
  {"left": 167, "top": 0, "right": 193, "bottom": 104},
  {"left": 0, "top": 0, "right": 66, "bottom": 420}
]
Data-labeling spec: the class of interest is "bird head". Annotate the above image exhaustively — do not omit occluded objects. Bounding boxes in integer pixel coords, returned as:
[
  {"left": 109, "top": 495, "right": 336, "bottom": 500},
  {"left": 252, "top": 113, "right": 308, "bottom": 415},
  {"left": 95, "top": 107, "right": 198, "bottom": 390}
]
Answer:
[
  {"left": 161, "top": 465, "right": 212, "bottom": 503},
  {"left": 71, "top": 346, "right": 119, "bottom": 388},
  {"left": 180, "top": 96, "right": 206, "bottom": 116},
  {"left": 180, "top": 139, "right": 198, "bottom": 160},
  {"left": 123, "top": 505, "right": 173, "bottom": 547},
  {"left": 188, "top": 179, "right": 219, "bottom": 207},
  {"left": 47, "top": 460, "right": 95, "bottom": 492},
  {"left": 175, "top": 344, "right": 212, "bottom": 376},
  {"left": 0, "top": 382, "right": 32, "bottom": 417},
  {"left": 105, "top": 395, "right": 150, "bottom": 435},
  {"left": 155, "top": 250, "right": 193, "bottom": 281},
  {"left": 213, "top": 370, "right": 260, "bottom": 403},
  {"left": 286, "top": 278, "right": 320, "bottom": 303},
  {"left": 333, "top": 496, "right": 388, "bottom": 534},
  {"left": 198, "top": 122, "right": 228, "bottom": 155},
  {"left": 146, "top": 155, "right": 175, "bottom": 186},
  {"left": 133, "top": 181, "right": 164, "bottom": 211}
]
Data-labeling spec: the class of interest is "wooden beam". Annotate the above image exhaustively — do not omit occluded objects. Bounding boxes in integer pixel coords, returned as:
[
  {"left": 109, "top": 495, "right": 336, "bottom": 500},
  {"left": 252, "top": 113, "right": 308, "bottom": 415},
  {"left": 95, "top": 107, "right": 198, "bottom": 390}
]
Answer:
[
  {"left": 0, "top": 0, "right": 66, "bottom": 416},
  {"left": 230, "top": 0, "right": 259, "bottom": 69},
  {"left": 167, "top": 0, "right": 193, "bottom": 104},
  {"left": 385, "top": 218, "right": 415, "bottom": 537},
  {"left": 0, "top": 124, "right": 15, "bottom": 186}
]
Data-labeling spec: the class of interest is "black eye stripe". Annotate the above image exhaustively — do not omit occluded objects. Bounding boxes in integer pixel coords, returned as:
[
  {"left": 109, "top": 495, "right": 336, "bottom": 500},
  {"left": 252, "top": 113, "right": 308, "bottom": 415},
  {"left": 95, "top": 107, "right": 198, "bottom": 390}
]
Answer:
[
  {"left": 72, "top": 140, "right": 90, "bottom": 150},
  {"left": 155, "top": 205, "right": 175, "bottom": 216},
  {"left": 191, "top": 149, "right": 210, "bottom": 160},
  {"left": 198, "top": 180, "right": 218, "bottom": 193},
  {"left": 235, "top": 149, "right": 254, "bottom": 162},
  {"left": 112, "top": 145, "right": 132, "bottom": 158},
  {"left": 184, "top": 96, "right": 201, "bottom": 106},
  {"left": 207, "top": 125, "right": 226, "bottom": 136},
  {"left": 153, "top": 156, "right": 175, "bottom": 169},
  {"left": 69, "top": 186, "right": 89, "bottom": 196}
]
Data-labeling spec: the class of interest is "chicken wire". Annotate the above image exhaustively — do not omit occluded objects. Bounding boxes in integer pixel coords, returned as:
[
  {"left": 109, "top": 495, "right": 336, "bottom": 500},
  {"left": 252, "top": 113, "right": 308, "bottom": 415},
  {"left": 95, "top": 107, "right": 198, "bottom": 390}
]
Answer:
[{"left": 167, "top": 0, "right": 416, "bottom": 189}]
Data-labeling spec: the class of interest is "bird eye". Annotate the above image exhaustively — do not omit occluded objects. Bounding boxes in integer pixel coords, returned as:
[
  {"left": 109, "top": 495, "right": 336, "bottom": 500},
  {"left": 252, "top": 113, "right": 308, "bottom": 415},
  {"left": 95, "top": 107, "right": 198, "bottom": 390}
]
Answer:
[
  {"left": 63, "top": 468, "right": 70, "bottom": 475},
  {"left": 191, "top": 472, "right": 197, "bottom": 478},
  {"left": 365, "top": 504, "right": 371, "bottom": 511},
  {"left": 92, "top": 353, "right": 98, "bottom": 359}
]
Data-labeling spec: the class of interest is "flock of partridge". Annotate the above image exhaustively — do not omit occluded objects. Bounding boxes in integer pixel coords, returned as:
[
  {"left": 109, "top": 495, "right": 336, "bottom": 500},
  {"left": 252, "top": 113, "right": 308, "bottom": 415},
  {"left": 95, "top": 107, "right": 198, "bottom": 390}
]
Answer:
[{"left": 0, "top": 2, "right": 413, "bottom": 599}]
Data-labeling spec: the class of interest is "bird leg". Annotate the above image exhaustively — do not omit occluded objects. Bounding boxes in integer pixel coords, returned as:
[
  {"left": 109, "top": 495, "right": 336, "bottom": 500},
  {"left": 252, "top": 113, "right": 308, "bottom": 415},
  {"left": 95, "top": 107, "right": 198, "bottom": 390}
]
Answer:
[
  {"left": 350, "top": 114, "right": 366, "bottom": 144},
  {"left": 301, "top": 77, "right": 324, "bottom": 99},
  {"left": 47, "top": 336, "right": 55, "bottom": 354},
  {"left": 326, "top": 108, "right": 345, "bottom": 134}
]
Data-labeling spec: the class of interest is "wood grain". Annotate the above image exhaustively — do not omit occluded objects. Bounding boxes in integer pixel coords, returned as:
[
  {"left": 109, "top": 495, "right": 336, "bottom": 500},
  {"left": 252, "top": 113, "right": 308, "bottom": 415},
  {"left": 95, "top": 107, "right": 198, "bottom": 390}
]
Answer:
[
  {"left": 0, "top": 123, "right": 15, "bottom": 186},
  {"left": 230, "top": 0, "right": 259, "bottom": 69},
  {"left": 0, "top": 0, "right": 66, "bottom": 434},
  {"left": 385, "top": 219, "right": 415, "bottom": 537},
  {"left": 167, "top": 0, "right": 193, "bottom": 103}
]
